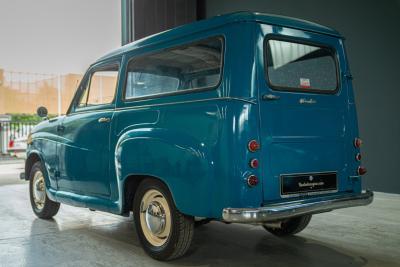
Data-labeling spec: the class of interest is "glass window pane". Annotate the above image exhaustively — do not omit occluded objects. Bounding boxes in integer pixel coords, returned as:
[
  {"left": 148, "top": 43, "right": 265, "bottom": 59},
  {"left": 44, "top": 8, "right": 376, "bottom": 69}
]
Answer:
[
  {"left": 76, "top": 66, "right": 119, "bottom": 108},
  {"left": 87, "top": 70, "right": 118, "bottom": 105},
  {"left": 265, "top": 39, "right": 337, "bottom": 92},
  {"left": 125, "top": 37, "right": 223, "bottom": 99}
]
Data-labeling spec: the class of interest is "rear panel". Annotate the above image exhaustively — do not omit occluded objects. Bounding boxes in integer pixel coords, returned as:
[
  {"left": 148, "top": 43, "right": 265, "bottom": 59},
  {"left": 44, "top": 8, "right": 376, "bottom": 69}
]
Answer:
[{"left": 255, "top": 24, "right": 361, "bottom": 203}]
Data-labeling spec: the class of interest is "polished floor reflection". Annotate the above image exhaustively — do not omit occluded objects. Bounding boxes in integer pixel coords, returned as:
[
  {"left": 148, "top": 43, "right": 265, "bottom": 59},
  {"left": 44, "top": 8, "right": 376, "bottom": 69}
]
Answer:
[{"left": 0, "top": 183, "right": 399, "bottom": 267}]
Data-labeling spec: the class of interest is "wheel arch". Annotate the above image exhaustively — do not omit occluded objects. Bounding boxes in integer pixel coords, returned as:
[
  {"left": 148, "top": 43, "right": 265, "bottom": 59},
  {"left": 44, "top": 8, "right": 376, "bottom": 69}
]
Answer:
[
  {"left": 25, "top": 151, "right": 44, "bottom": 181},
  {"left": 122, "top": 174, "right": 176, "bottom": 215},
  {"left": 25, "top": 150, "right": 58, "bottom": 202},
  {"left": 115, "top": 128, "right": 215, "bottom": 218}
]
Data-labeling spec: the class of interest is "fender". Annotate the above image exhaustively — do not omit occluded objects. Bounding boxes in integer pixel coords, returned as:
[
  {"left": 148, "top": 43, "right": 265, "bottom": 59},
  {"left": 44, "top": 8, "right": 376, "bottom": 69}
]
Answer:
[
  {"left": 115, "top": 127, "right": 216, "bottom": 217},
  {"left": 26, "top": 149, "right": 58, "bottom": 202}
]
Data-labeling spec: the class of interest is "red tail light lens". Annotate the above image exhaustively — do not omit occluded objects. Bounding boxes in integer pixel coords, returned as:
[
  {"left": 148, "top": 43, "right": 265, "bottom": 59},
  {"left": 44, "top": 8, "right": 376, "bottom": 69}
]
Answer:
[
  {"left": 248, "top": 140, "right": 260, "bottom": 152},
  {"left": 358, "top": 166, "right": 367, "bottom": 175},
  {"left": 355, "top": 153, "right": 362, "bottom": 161},
  {"left": 249, "top": 159, "right": 259, "bottom": 168},
  {"left": 354, "top": 138, "right": 363, "bottom": 148},
  {"left": 247, "top": 175, "right": 259, "bottom": 187}
]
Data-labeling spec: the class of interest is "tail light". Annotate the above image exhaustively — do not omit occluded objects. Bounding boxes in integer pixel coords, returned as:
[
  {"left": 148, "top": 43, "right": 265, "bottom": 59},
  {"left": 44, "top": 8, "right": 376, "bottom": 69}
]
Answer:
[
  {"left": 354, "top": 138, "right": 363, "bottom": 148},
  {"left": 249, "top": 159, "right": 259, "bottom": 168},
  {"left": 358, "top": 166, "right": 367, "bottom": 175},
  {"left": 8, "top": 139, "right": 14, "bottom": 148},
  {"left": 355, "top": 153, "right": 362, "bottom": 161},
  {"left": 247, "top": 175, "right": 259, "bottom": 187},
  {"left": 248, "top": 140, "right": 260, "bottom": 152}
]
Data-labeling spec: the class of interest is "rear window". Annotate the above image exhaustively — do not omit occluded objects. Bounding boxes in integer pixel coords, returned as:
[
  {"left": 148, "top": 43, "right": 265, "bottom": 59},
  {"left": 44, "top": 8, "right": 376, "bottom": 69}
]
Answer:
[{"left": 265, "top": 39, "right": 338, "bottom": 93}]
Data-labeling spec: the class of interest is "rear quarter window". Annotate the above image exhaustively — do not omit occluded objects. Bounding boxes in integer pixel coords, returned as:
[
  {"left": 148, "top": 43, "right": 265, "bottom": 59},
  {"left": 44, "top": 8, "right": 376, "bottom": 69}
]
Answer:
[
  {"left": 124, "top": 36, "right": 223, "bottom": 100},
  {"left": 265, "top": 39, "right": 338, "bottom": 93}
]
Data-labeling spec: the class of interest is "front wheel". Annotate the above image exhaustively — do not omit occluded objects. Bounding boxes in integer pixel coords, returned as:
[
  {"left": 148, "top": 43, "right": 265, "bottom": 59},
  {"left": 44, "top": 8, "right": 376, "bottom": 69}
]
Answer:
[
  {"left": 133, "top": 178, "right": 194, "bottom": 261},
  {"left": 29, "top": 162, "right": 60, "bottom": 219},
  {"left": 263, "top": 215, "right": 312, "bottom": 237}
]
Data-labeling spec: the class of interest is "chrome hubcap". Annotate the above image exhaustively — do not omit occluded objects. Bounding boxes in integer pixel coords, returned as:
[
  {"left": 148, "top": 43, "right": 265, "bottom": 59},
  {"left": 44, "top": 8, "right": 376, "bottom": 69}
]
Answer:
[
  {"left": 145, "top": 202, "right": 166, "bottom": 235},
  {"left": 32, "top": 170, "right": 46, "bottom": 210},
  {"left": 140, "top": 189, "right": 171, "bottom": 247}
]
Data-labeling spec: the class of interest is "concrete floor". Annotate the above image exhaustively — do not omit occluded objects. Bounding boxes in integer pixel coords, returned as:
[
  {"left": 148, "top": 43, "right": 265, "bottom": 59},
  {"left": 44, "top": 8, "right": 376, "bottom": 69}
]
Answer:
[
  {"left": 0, "top": 159, "right": 26, "bottom": 186},
  {"left": 0, "top": 162, "right": 399, "bottom": 267}
]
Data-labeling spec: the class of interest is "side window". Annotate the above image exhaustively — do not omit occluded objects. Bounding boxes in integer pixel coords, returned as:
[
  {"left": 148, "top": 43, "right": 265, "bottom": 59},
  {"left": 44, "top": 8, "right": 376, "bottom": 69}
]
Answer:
[
  {"left": 125, "top": 37, "right": 223, "bottom": 100},
  {"left": 77, "top": 65, "right": 119, "bottom": 108}
]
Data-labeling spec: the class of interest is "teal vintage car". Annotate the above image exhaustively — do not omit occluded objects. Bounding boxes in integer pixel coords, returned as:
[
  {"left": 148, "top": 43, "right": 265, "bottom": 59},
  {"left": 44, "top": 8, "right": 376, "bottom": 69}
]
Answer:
[{"left": 25, "top": 12, "right": 373, "bottom": 260}]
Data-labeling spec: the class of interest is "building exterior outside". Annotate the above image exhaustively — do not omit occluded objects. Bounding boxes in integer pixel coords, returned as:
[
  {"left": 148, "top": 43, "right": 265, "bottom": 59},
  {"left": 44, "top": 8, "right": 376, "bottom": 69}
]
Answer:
[
  {"left": 0, "top": 70, "right": 117, "bottom": 115},
  {"left": 0, "top": 69, "right": 82, "bottom": 115}
]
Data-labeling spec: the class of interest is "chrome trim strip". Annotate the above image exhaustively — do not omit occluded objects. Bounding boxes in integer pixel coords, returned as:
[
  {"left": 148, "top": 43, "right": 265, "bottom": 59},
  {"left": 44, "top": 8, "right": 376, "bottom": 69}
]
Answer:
[
  {"left": 115, "top": 97, "right": 257, "bottom": 112},
  {"left": 222, "top": 190, "right": 373, "bottom": 223},
  {"left": 68, "top": 108, "right": 115, "bottom": 116},
  {"left": 280, "top": 189, "right": 338, "bottom": 199}
]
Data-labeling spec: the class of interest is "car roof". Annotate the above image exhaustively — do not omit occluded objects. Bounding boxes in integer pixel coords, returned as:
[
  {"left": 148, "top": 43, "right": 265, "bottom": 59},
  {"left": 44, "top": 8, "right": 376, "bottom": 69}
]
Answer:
[{"left": 96, "top": 11, "right": 341, "bottom": 64}]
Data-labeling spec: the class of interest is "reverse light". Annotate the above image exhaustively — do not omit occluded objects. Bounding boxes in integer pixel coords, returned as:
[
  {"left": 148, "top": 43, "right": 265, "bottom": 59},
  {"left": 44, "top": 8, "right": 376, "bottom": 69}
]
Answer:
[
  {"left": 247, "top": 175, "right": 259, "bottom": 187},
  {"left": 357, "top": 166, "right": 367, "bottom": 176},
  {"left": 354, "top": 138, "right": 363, "bottom": 148},
  {"left": 248, "top": 140, "right": 260, "bottom": 152}
]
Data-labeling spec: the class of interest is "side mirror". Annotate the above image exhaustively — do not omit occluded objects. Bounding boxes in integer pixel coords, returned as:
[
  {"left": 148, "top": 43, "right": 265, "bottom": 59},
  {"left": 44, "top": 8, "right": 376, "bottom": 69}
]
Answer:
[{"left": 37, "top": 106, "right": 48, "bottom": 118}]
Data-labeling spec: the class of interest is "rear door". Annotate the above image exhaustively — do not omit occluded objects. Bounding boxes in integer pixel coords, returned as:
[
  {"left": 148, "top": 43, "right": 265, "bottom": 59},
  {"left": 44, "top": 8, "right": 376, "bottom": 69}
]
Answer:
[{"left": 257, "top": 24, "right": 351, "bottom": 202}]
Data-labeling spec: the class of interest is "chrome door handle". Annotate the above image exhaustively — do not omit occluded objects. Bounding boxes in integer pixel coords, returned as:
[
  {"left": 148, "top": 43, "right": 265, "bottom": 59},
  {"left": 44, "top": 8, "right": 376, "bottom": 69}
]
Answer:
[
  {"left": 262, "top": 94, "right": 281, "bottom": 101},
  {"left": 299, "top": 98, "right": 317, "bottom": 104},
  {"left": 98, "top": 117, "right": 111, "bottom": 123}
]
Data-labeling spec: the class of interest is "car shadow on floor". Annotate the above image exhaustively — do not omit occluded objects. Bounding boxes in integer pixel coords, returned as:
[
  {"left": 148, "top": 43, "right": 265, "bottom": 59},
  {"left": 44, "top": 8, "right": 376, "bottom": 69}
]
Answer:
[
  {"left": 73, "top": 217, "right": 367, "bottom": 267},
  {"left": 173, "top": 223, "right": 367, "bottom": 267},
  {"left": 26, "top": 217, "right": 367, "bottom": 267}
]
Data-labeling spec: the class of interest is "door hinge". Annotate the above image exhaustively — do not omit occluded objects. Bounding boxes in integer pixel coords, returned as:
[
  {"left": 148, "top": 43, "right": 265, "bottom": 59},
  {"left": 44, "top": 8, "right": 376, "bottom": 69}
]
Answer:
[{"left": 344, "top": 73, "right": 353, "bottom": 80}]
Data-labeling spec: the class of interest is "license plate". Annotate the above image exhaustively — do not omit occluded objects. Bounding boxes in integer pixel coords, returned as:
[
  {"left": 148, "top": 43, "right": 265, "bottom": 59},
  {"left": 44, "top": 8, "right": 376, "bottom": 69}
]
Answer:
[{"left": 281, "top": 172, "right": 337, "bottom": 197}]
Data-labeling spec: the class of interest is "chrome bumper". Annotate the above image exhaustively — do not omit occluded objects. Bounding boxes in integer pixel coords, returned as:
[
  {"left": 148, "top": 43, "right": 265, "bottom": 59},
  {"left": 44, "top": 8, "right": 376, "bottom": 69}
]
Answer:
[{"left": 222, "top": 190, "right": 373, "bottom": 223}]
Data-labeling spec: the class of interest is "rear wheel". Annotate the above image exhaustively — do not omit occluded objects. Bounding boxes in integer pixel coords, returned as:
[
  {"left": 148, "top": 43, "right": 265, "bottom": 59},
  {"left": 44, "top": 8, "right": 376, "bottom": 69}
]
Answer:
[
  {"left": 133, "top": 178, "right": 194, "bottom": 261},
  {"left": 29, "top": 162, "right": 60, "bottom": 219},
  {"left": 263, "top": 215, "right": 312, "bottom": 237}
]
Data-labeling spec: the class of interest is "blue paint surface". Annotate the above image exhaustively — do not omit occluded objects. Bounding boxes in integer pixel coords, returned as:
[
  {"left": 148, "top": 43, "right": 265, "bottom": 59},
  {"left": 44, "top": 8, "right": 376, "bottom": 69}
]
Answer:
[{"left": 26, "top": 12, "right": 362, "bottom": 219}]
